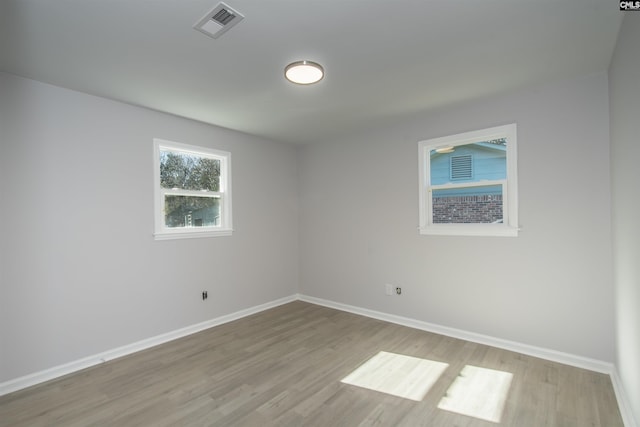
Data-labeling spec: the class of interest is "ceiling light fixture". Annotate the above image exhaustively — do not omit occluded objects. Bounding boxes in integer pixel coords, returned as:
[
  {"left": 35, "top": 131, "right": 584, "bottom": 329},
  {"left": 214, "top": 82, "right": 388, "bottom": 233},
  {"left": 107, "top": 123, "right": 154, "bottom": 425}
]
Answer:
[
  {"left": 284, "top": 60, "right": 324, "bottom": 85},
  {"left": 435, "top": 146, "right": 455, "bottom": 154}
]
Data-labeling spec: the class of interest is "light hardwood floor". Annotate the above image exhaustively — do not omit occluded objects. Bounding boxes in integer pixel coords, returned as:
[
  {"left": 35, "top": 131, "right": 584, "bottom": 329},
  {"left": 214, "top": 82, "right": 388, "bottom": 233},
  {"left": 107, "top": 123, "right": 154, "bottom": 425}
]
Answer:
[{"left": 0, "top": 301, "right": 623, "bottom": 426}]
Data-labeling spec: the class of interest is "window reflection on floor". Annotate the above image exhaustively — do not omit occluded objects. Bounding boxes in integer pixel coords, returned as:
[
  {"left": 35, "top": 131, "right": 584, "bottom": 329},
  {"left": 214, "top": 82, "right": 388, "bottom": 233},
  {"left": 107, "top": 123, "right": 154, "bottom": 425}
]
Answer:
[
  {"left": 341, "top": 351, "right": 449, "bottom": 401},
  {"left": 341, "top": 353, "right": 513, "bottom": 423},
  {"left": 437, "top": 365, "right": 513, "bottom": 423}
]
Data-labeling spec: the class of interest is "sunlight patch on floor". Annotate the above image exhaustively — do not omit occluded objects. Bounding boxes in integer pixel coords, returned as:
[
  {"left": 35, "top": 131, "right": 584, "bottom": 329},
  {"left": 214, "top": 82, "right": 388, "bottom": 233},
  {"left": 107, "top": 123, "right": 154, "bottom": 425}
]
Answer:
[
  {"left": 341, "top": 351, "right": 449, "bottom": 401},
  {"left": 437, "top": 365, "right": 513, "bottom": 423}
]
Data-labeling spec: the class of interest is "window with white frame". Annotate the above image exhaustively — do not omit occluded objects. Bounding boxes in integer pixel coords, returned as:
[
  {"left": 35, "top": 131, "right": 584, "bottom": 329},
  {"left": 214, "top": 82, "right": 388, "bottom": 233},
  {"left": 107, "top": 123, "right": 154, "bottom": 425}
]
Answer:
[
  {"left": 153, "top": 139, "right": 232, "bottom": 240},
  {"left": 418, "top": 124, "right": 518, "bottom": 237}
]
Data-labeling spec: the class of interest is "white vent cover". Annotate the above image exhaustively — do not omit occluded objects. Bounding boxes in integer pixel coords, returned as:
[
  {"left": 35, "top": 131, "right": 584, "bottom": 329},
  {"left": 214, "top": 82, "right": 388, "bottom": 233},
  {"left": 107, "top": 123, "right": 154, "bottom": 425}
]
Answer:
[
  {"left": 450, "top": 155, "right": 473, "bottom": 180},
  {"left": 194, "top": 2, "right": 244, "bottom": 39}
]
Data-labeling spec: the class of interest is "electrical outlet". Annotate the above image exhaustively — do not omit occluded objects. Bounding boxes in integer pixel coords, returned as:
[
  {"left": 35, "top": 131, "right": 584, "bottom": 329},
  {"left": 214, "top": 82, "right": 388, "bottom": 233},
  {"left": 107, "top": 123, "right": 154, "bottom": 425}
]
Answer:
[
  {"left": 396, "top": 287, "right": 402, "bottom": 295},
  {"left": 385, "top": 284, "right": 393, "bottom": 296},
  {"left": 202, "top": 291, "right": 208, "bottom": 300}
]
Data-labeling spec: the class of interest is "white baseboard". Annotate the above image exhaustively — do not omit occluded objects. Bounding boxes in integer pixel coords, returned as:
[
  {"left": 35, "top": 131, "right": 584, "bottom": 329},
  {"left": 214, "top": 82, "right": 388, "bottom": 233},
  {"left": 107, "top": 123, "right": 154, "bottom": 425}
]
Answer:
[
  {"left": 298, "top": 294, "right": 640, "bottom": 426},
  {"left": 297, "top": 294, "right": 613, "bottom": 373},
  {"left": 0, "top": 294, "right": 297, "bottom": 397},
  {"left": 2, "top": 293, "right": 636, "bottom": 427},
  {"left": 610, "top": 368, "right": 639, "bottom": 427}
]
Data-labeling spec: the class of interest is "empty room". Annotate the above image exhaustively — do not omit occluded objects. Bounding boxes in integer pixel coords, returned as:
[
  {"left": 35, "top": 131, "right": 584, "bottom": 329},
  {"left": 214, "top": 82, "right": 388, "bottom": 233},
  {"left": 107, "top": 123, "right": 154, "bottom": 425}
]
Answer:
[{"left": 0, "top": 1, "right": 638, "bottom": 426}]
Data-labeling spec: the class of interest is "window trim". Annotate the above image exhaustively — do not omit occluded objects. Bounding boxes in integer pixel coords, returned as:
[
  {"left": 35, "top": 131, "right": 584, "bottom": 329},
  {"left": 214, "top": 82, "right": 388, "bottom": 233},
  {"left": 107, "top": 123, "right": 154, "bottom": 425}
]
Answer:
[
  {"left": 418, "top": 124, "right": 518, "bottom": 237},
  {"left": 153, "top": 138, "right": 232, "bottom": 240}
]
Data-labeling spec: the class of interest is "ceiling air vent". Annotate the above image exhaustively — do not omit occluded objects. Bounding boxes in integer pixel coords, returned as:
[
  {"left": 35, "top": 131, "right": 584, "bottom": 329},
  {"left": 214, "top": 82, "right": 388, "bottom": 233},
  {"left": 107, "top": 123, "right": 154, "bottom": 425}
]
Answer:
[{"left": 194, "top": 2, "right": 244, "bottom": 39}]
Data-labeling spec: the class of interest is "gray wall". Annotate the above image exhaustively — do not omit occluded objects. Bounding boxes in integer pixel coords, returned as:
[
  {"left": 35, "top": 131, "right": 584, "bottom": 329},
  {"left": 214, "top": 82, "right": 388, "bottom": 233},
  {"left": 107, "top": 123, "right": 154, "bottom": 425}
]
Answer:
[
  {"left": 0, "top": 72, "right": 299, "bottom": 382},
  {"left": 609, "top": 14, "right": 640, "bottom": 426},
  {"left": 298, "top": 71, "right": 614, "bottom": 362},
  {"left": 0, "top": 66, "right": 623, "bottom": 391}
]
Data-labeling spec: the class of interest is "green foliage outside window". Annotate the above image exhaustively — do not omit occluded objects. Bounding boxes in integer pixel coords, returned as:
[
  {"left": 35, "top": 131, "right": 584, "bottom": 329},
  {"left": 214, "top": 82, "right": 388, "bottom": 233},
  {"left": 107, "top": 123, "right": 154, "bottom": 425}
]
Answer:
[
  {"left": 160, "top": 151, "right": 220, "bottom": 191},
  {"left": 160, "top": 151, "right": 221, "bottom": 227}
]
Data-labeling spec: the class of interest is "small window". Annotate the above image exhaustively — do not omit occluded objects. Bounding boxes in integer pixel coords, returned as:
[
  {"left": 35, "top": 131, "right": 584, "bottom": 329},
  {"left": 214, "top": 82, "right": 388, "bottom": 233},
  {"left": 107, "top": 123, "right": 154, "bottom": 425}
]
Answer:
[
  {"left": 153, "top": 139, "right": 232, "bottom": 240},
  {"left": 418, "top": 124, "right": 518, "bottom": 237}
]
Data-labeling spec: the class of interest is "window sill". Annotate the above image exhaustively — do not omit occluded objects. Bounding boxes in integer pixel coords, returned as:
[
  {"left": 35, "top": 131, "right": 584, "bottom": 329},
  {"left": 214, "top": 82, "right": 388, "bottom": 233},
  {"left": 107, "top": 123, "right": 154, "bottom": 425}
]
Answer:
[
  {"left": 154, "top": 228, "right": 233, "bottom": 240},
  {"left": 419, "top": 224, "right": 519, "bottom": 237}
]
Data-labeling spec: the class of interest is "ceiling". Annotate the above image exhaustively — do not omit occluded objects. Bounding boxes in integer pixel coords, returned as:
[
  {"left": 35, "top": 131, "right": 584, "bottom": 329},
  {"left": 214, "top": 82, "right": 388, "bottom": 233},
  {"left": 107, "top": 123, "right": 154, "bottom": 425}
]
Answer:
[{"left": 0, "top": 0, "right": 623, "bottom": 144}]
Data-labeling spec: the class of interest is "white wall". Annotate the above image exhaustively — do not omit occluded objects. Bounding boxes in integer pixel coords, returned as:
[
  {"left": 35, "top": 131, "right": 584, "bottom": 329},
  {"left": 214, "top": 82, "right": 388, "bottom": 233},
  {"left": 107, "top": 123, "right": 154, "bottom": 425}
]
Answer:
[
  {"left": 298, "top": 71, "right": 615, "bottom": 362},
  {"left": 0, "top": 72, "right": 299, "bottom": 382},
  {"left": 0, "top": 66, "right": 621, "bottom": 391},
  {"left": 609, "top": 14, "right": 640, "bottom": 426}
]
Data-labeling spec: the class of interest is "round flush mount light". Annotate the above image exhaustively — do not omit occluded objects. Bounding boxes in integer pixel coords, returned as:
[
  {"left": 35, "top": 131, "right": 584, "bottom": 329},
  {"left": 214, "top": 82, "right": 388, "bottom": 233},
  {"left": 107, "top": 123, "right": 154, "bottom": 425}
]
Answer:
[
  {"left": 284, "top": 60, "right": 324, "bottom": 85},
  {"left": 435, "top": 146, "right": 455, "bottom": 154}
]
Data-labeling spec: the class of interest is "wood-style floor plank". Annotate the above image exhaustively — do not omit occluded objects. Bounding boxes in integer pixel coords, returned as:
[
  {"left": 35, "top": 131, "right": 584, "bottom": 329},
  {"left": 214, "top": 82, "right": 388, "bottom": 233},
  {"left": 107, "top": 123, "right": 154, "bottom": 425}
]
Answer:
[{"left": 0, "top": 301, "right": 623, "bottom": 426}]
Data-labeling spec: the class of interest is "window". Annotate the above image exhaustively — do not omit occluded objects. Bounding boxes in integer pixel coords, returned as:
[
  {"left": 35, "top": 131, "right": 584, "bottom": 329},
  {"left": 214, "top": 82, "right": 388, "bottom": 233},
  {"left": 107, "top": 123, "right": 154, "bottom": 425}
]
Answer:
[
  {"left": 418, "top": 124, "right": 518, "bottom": 236},
  {"left": 153, "top": 139, "right": 232, "bottom": 240}
]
